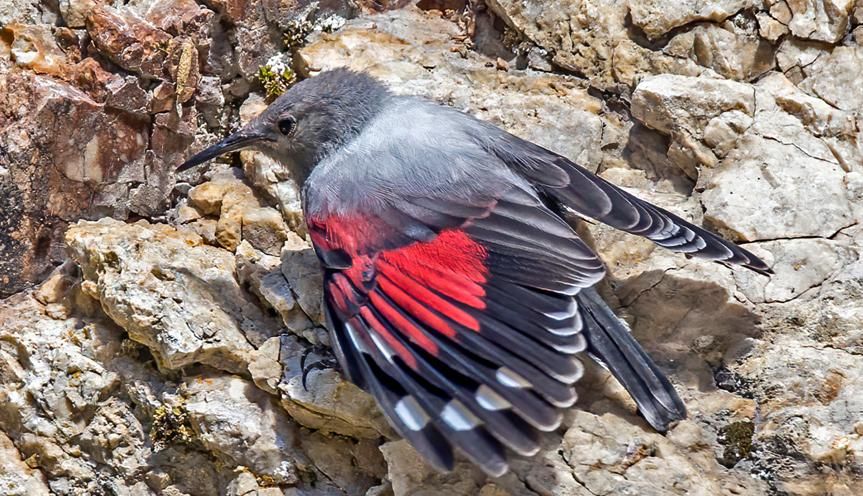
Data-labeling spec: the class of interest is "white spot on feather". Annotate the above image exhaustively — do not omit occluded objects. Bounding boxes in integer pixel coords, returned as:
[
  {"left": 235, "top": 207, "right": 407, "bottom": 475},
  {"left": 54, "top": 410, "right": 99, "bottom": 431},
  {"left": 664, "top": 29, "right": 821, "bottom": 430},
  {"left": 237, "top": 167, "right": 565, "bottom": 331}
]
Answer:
[
  {"left": 496, "top": 367, "right": 531, "bottom": 388},
  {"left": 345, "top": 322, "right": 368, "bottom": 354},
  {"left": 550, "top": 389, "right": 579, "bottom": 409},
  {"left": 548, "top": 312, "right": 583, "bottom": 336},
  {"left": 476, "top": 385, "right": 511, "bottom": 411},
  {"left": 543, "top": 299, "right": 578, "bottom": 320},
  {"left": 440, "top": 400, "right": 481, "bottom": 431},
  {"left": 557, "top": 358, "right": 585, "bottom": 385},
  {"left": 551, "top": 333, "right": 588, "bottom": 354},
  {"left": 369, "top": 331, "right": 396, "bottom": 363},
  {"left": 394, "top": 396, "right": 429, "bottom": 431}
]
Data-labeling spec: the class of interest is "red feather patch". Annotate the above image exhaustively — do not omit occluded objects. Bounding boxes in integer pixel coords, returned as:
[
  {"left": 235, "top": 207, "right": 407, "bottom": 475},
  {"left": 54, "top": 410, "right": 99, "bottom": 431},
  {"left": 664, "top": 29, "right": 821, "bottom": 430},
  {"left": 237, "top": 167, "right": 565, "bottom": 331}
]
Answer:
[
  {"left": 308, "top": 213, "right": 376, "bottom": 254},
  {"left": 321, "top": 224, "right": 491, "bottom": 357},
  {"left": 383, "top": 230, "right": 489, "bottom": 285}
]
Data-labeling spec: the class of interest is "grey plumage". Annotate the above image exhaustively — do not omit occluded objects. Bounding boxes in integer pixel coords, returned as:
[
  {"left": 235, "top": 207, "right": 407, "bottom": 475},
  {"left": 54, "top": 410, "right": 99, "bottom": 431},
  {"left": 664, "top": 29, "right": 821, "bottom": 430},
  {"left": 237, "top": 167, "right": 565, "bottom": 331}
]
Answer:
[{"left": 178, "top": 68, "right": 770, "bottom": 476}]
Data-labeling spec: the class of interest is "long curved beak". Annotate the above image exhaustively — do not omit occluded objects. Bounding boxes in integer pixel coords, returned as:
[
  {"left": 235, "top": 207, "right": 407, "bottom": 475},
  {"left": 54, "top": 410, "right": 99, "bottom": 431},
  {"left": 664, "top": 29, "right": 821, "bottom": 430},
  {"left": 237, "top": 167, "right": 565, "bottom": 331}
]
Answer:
[{"left": 177, "top": 131, "right": 267, "bottom": 172}]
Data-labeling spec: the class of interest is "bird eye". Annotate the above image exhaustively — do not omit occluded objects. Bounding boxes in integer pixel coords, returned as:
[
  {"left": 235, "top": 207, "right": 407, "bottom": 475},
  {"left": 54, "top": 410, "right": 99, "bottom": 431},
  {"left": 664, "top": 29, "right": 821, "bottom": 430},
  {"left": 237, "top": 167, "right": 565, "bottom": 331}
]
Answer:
[{"left": 277, "top": 116, "right": 296, "bottom": 136}]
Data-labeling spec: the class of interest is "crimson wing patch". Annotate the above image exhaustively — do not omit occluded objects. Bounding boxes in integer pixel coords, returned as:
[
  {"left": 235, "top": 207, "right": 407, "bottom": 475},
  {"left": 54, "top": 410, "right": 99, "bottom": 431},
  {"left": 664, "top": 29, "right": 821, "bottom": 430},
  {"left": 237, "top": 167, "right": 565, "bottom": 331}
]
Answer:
[{"left": 309, "top": 185, "right": 605, "bottom": 476}]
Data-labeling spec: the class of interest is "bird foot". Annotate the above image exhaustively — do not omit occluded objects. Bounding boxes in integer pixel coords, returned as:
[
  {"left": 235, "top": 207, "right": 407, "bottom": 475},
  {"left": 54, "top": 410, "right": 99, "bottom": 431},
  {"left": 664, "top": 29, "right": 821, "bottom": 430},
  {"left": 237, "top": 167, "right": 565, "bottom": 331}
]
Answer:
[{"left": 299, "top": 344, "right": 339, "bottom": 391}]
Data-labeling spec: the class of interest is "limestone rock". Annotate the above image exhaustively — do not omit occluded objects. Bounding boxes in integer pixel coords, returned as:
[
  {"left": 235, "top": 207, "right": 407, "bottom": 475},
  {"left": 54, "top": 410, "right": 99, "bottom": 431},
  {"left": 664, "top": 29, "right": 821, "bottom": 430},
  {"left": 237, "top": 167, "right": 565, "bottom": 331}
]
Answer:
[
  {"left": 225, "top": 471, "right": 284, "bottom": 496},
  {"left": 632, "top": 75, "right": 755, "bottom": 137},
  {"left": 1, "top": 259, "right": 387, "bottom": 495},
  {"left": 1, "top": 23, "right": 71, "bottom": 77},
  {"left": 555, "top": 413, "right": 767, "bottom": 495},
  {"left": 242, "top": 206, "right": 289, "bottom": 256},
  {"left": 485, "top": 0, "right": 708, "bottom": 90},
  {"left": 277, "top": 335, "right": 390, "bottom": 439},
  {"left": 797, "top": 45, "right": 863, "bottom": 112},
  {"left": 629, "top": 73, "right": 857, "bottom": 242},
  {"left": 281, "top": 237, "right": 325, "bottom": 328},
  {"left": 0, "top": 285, "right": 160, "bottom": 494},
  {"left": 379, "top": 439, "right": 489, "bottom": 496},
  {"left": 786, "top": 0, "right": 855, "bottom": 42},
  {"left": 663, "top": 17, "right": 776, "bottom": 81},
  {"left": 631, "top": 74, "right": 755, "bottom": 176},
  {"left": 65, "top": 218, "right": 282, "bottom": 373},
  {"left": 701, "top": 132, "right": 852, "bottom": 241},
  {"left": 183, "top": 374, "right": 308, "bottom": 485},
  {"left": 236, "top": 240, "right": 315, "bottom": 334},
  {"left": 0, "top": 430, "right": 51, "bottom": 496},
  {"left": 0, "top": 0, "right": 56, "bottom": 25},
  {"left": 187, "top": 170, "right": 290, "bottom": 254},
  {"left": 3, "top": 0, "right": 863, "bottom": 494},
  {"left": 629, "top": 0, "right": 754, "bottom": 39},
  {"left": 756, "top": 10, "right": 790, "bottom": 40}
]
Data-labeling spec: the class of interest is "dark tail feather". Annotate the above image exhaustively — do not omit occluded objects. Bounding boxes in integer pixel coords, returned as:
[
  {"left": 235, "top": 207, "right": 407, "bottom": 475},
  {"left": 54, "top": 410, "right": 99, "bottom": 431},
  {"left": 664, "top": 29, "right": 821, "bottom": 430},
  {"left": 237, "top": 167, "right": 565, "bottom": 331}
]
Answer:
[{"left": 576, "top": 288, "right": 686, "bottom": 432}]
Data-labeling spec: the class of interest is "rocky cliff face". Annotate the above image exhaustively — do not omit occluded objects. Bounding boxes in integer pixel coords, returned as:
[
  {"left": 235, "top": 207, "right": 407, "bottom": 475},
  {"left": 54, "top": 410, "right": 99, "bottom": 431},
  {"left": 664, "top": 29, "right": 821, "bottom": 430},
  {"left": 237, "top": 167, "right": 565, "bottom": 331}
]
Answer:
[{"left": 1, "top": 1, "right": 862, "bottom": 495}]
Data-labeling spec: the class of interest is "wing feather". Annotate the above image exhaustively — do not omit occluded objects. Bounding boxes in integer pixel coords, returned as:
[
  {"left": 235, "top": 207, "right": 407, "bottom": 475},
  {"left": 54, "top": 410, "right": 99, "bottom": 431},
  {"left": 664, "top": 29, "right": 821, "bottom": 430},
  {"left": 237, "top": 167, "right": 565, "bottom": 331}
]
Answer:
[
  {"left": 311, "top": 182, "right": 595, "bottom": 475},
  {"left": 482, "top": 132, "right": 772, "bottom": 274}
]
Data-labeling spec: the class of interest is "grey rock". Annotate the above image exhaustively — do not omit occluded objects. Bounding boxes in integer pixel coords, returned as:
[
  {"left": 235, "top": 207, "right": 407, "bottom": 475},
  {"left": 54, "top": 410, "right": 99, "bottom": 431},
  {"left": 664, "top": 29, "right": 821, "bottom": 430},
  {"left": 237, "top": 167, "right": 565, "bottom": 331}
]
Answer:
[
  {"left": 183, "top": 374, "right": 308, "bottom": 485},
  {"left": 629, "top": 0, "right": 754, "bottom": 39},
  {"left": 65, "top": 218, "right": 281, "bottom": 373},
  {"left": 0, "top": 430, "right": 51, "bottom": 496},
  {"left": 786, "top": 0, "right": 855, "bottom": 42},
  {"left": 485, "top": 0, "right": 709, "bottom": 90}
]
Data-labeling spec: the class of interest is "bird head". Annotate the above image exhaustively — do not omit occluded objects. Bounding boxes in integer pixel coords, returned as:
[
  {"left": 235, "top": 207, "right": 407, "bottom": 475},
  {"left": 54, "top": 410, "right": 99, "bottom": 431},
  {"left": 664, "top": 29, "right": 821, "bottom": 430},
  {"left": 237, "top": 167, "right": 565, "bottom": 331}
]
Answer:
[{"left": 177, "top": 68, "right": 391, "bottom": 183}]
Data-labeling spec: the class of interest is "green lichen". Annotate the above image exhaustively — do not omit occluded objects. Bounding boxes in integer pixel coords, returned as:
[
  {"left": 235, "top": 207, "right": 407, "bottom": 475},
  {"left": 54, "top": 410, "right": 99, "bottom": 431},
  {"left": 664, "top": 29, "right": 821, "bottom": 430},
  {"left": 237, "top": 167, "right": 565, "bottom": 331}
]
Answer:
[
  {"left": 284, "top": 19, "right": 315, "bottom": 49},
  {"left": 257, "top": 474, "right": 279, "bottom": 487},
  {"left": 153, "top": 39, "right": 170, "bottom": 55},
  {"left": 151, "top": 403, "right": 194, "bottom": 449},
  {"left": 718, "top": 420, "right": 755, "bottom": 467},
  {"left": 120, "top": 338, "right": 144, "bottom": 358},
  {"left": 258, "top": 64, "right": 297, "bottom": 101},
  {"left": 283, "top": 3, "right": 318, "bottom": 49}
]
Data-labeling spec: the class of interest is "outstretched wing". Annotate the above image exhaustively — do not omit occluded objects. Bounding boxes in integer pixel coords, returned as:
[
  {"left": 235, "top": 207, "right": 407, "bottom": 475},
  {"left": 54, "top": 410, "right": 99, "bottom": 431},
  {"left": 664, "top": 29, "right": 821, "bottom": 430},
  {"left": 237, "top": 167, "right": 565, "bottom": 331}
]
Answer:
[
  {"left": 480, "top": 130, "right": 772, "bottom": 274},
  {"left": 307, "top": 176, "right": 604, "bottom": 476}
]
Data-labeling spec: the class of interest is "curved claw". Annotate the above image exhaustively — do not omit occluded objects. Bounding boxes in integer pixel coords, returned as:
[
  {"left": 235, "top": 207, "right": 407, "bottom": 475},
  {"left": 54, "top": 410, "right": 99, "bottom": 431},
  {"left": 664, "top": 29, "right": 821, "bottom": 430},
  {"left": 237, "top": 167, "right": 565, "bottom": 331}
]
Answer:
[
  {"left": 301, "top": 360, "right": 337, "bottom": 390},
  {"left": 299, "top": 344, "right": 339, "bottom": 391}
]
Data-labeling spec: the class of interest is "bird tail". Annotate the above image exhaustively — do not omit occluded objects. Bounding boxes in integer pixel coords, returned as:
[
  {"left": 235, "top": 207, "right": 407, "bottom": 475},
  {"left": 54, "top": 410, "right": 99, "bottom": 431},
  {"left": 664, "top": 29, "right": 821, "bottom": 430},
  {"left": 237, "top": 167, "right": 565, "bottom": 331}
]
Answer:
[{"left": 576, "top": 287, "right": 686, "bottom": 432}]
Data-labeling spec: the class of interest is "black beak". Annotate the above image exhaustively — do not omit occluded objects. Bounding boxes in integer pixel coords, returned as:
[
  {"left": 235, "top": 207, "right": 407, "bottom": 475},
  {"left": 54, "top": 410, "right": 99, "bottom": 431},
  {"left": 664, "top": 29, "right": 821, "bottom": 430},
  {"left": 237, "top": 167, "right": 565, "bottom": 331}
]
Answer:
[{"left": 176, "top": 131, "right": 267, "bottom": 172}]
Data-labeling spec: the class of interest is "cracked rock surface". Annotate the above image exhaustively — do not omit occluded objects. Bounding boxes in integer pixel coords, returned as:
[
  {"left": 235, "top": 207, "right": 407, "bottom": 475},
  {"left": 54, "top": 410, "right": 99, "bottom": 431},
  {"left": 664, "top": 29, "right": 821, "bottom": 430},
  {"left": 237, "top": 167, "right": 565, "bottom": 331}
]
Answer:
[{"left": 2, "top": 1, "right": 863, "bottom": 495}]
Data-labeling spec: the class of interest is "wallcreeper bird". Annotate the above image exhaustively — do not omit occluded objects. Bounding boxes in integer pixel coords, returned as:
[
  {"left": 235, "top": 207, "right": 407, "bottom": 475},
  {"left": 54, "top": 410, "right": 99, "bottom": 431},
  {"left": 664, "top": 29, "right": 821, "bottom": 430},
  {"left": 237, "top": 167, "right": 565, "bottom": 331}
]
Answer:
[{"left": 178, "top": 69, "right": 770, "bottom": 476}]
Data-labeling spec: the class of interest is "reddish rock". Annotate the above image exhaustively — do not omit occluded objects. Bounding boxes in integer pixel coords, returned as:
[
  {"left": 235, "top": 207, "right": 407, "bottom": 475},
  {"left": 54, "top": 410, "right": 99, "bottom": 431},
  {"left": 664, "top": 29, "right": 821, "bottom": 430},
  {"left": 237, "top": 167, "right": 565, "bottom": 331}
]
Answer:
[
  {"left": 53, "top": 26, "right": 86, "bottom": 63},
  {"left": 1, "top": 23, "right": 71, "bottom": 77},
  {"left": 68, "top": 56, "right": 116, "bottom": 101},
  {"left": 202, "top": 0, "right": 256, "bottom": 24},
  {"left": 0, "top": 59, "right": 150, "bottom": 297},
  {"left": 200, "top": 0, "right": 301, "bottom": 79},
  {"left": 104, "top": 75, "right": 151, "bottom": 116},
  {"left": 84, "top": 4, "right": 172, "bottom": 79},
  {"left": 151, "top": 107, "right": 198, "bottom": 166},
  {"left": 144, "top": 0, "right": 214, "bottom": 37}
]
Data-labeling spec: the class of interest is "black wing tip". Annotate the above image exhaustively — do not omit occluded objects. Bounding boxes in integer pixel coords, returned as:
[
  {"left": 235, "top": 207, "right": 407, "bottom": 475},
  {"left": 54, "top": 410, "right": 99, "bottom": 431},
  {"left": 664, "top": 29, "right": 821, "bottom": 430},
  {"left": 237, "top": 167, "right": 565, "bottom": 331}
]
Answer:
[
  {"left": 637, "top": 391, "right": 687, "bottom": 433},
  {"left": 477, "top": 457, "right": 511, "bottom": 478},
  {"left": 643, "top": 408, "right": 687, "bottom": 434},
  {"left": 176, "top": 159, "right": 204, "bottom": 173},
  {"left": 745, "top": 252, "right": 774, "bottom": 276},
  {"left": 746, "top": 263, "right": 774, "bottom": 276},
  {"left": 731, "top": 247, "right": 773, "bottom": 276},
  {"left": 635, "top": 380, "right": 687, "bottom": 433}
]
